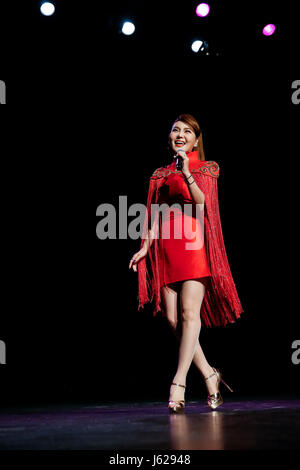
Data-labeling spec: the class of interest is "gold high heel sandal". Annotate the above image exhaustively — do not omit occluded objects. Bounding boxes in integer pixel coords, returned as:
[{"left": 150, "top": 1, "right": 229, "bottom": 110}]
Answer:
[
  {"left": 204, "top": 367, "right": 233, "bottom": 410},
  {"left": 168, "top": 382, "right": 186, "bottom": 413}
]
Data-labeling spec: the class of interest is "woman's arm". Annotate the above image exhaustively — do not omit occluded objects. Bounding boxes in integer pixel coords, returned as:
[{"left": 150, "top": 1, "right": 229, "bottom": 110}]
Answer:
[
  {"left": 182, "top": 171, "right": 205, "bottom": 205},
  {"left": 141, "top": 179, "right": 160, "bottom": 251},
  {"left": 129, "top": 224, "right": 156, "bottom": 272},
  {"left": 142, "top": 222, "right": 157, "bottom": 251},
  {"left": 175, "top": 152, "right": 205, "bottom": 205}
]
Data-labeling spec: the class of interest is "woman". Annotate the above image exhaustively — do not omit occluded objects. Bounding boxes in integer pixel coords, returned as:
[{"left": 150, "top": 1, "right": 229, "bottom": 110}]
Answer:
[{"left": 129, "top": 114, "right": 243, "bottom": 412}]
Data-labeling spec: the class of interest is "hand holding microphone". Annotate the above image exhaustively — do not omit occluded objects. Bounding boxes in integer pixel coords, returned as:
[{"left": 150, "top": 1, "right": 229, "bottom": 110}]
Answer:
[
  {"left": 174, "top": 149, "right": 189, "bottom": 176},
  {"left": 175, "top": 150, "right": 185, "bottom": 170}
]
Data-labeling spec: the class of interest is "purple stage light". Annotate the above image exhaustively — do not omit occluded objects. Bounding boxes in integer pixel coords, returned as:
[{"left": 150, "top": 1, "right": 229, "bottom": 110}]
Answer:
[
  {"left": 262, "top": 24, "right": 276, "bottom": 36},
  {"left": 196, "top": 3, "right": 210, "bottom": 17}
]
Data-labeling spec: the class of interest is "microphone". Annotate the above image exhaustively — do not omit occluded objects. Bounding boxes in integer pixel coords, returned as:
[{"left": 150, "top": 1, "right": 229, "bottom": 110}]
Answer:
[{"left": 175, "top": 149, "right": 186, "bottom": 170}]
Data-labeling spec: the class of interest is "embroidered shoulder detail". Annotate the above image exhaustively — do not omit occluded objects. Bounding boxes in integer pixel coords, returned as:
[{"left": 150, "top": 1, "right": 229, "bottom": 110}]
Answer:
[
  {"left": 151, "top": 161, "right": 219, "bottom": 179},
  {"left": 151, "top": 166, "right": 166, "bottom": 179},
  {"left": 197, "top": 161, "right": 219, "bottom": 178}
]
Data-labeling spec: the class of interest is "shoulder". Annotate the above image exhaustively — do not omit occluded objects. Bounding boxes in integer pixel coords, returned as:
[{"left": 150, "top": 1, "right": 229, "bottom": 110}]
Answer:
[
  {"left": 150, "top": 162, "right": 174, "bottom": 179},
  {"left": 194, "top": 160, "right": 220, "bottom": 178},
  {"left": 150, "top": 160, "right": 220, "bottom": 179}
]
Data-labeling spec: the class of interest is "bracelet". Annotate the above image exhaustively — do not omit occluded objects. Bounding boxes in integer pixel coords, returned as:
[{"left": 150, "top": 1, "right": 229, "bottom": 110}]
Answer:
[{"left": 184, "top": 174, "right": 195, "bottom": 185}]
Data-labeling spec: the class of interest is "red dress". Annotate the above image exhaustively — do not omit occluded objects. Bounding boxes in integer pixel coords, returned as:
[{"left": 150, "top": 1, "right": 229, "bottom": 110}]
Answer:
[
  {"left": 137, "top": 150, "right": 244, "bottom": 327},
  {"left": 157, "top": 150, "right": 211, "bottom": 287}
]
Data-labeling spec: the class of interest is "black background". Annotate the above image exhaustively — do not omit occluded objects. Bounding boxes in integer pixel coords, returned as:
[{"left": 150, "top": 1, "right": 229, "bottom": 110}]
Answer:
[{"left": 0, "top": 0, "right": 299, "bottom": 406}]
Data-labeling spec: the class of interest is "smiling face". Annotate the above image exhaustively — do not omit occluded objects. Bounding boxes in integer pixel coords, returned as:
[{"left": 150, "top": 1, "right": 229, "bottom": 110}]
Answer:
[{"left": 169, "top": 120, "right": 198, "bottom": 153}]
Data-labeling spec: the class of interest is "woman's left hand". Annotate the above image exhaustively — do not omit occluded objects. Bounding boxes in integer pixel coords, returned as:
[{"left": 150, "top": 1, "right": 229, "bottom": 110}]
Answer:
[{"left": 174, "top": 151, "right": 190, "bottom": 177}]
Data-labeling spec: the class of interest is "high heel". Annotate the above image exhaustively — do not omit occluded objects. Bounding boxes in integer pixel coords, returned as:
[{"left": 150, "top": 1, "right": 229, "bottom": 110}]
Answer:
[
  {"left": 204, "top": 367, "right": 233, "bottom": 410},
  {"left": 168, "top": 382, "right": 186, "bottom": 413}
]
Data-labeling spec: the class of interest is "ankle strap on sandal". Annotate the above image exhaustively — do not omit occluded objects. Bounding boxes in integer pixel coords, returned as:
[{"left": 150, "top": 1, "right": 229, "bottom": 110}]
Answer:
[
  {"left": 204, "top": 369, "right": 217, "bottom": 381},
  {"left": 172, "top": 382, "right": 186, "bottom": 388}
]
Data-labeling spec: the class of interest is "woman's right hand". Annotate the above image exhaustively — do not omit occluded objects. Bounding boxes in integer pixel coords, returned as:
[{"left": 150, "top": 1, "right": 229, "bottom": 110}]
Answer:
[{"left": 129, "top": 246, "right": 148, "bottom": 272}]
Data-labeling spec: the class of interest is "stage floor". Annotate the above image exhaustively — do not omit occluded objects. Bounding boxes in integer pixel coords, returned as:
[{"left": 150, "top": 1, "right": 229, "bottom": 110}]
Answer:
[{"left": 0, "top": 397, "right": 299, "bottom": 450}]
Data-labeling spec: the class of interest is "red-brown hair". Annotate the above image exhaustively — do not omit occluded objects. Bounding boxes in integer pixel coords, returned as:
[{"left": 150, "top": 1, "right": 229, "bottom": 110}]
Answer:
[{"left": 169, "top": 113, "right": 206, "bottom": 161}]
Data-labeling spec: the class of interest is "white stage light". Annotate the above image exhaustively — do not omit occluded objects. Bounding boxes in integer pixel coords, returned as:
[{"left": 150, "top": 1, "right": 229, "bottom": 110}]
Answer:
[
  {"left": 40, "top": 2, "right": 55, "bottom": 16},
  {"left": 191, "top": 40, "right": 203, "bottom": 52},
  {"left": 122, "top": 21, "right": 135, "bottom": 36}
]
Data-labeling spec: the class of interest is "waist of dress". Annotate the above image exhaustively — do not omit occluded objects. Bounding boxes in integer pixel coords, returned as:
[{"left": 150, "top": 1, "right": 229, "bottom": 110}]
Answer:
[{"left": 159, "top": 204, "right": 203, "bottom": 221}]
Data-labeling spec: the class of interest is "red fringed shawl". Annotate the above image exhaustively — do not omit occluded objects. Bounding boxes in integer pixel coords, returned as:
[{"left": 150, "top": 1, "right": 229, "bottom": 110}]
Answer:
[{"left": 137, "top": 159, "right": 244, "bottom": 327}]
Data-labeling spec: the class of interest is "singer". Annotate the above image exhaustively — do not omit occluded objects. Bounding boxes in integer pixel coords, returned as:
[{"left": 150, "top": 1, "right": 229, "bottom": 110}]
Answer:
[{"left": 129, "top": 114, "right": 243, "bottom": 412}]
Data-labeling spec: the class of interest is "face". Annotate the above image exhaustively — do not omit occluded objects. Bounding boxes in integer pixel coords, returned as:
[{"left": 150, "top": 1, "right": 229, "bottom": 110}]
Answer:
[{"left": 169, "top": 121, "right": 198, "bottom": 153}]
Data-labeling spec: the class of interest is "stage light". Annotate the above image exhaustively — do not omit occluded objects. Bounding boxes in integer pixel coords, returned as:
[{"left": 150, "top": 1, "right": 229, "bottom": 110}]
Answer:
[
  {"left": 122, "top": 21, "right": 136, "bottom": 36},
  {"left": 262, "top": 24, "right": 276, "bottom": 36},
  {"left": 196, "top": 3, "right": 210, "bottom": 17},
  {"left": 191, "top": 39, "right": 209, "bottom": 53},
  {"left": 191, "top": 40, "right": 204, "bottom": 52},
  {"left": 40, "top": 2, "right": 55, "bottom": 16}
]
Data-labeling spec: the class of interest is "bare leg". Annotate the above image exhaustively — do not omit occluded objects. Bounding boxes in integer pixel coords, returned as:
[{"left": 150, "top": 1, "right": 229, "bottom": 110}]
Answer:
[
  {"left": 162, "top": 280, "right": 205, "bottom": 406},
  {"left": 161, "top": 282, "right": 217, "bottom": 401},
  {"left": 171, "top": 327, "right": 217, "bottom": 395}
]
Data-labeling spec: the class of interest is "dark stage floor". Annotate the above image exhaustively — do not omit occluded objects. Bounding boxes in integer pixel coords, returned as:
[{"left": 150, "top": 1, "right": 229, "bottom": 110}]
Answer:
[{"left": 0, "top": 396, "right": 299, "bottom": 450}]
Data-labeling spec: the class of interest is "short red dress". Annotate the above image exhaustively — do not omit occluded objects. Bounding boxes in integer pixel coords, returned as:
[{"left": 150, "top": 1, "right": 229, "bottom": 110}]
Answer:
[{"left": 157, "top": 151, "right": 211, "bottom": 288}]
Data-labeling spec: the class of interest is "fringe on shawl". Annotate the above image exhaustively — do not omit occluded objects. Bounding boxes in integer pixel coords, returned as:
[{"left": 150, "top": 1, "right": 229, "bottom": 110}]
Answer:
[
  {"left": 137, "top": 177, "right": 163, "bottom": 315},
  {"left": 193, "top": 172, "right": 244, "bottom": 327}
]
